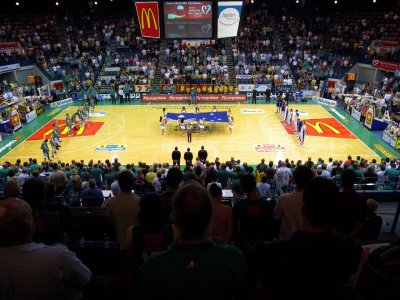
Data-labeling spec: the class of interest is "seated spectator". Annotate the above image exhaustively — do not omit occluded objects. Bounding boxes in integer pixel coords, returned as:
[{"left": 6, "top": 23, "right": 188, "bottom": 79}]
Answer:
[
  {"left": 209, "top": 184, "right": 233, "bottom": 244},
  {"left": 0, "top": 198, "right": 91, "bottom": 299},
  {"left": 136, "top": 183, "right": 246, "bottom": 299},
  {"left": 23, "top": 178, "right": 79, "bottom": 247},
  {"left": 81, "top": 179, "right": 104, "bottom": 207},
  {"left": 126, "top": 193, "right": 174, "bottom": 274},
  {"left": 274, "top": 165, "right": 314, "bottom": 240},
  {"left": 262, "top": 177, "right": 362, "bottom": 300},
  {"left": 357, "top": 199, "right": 382, "bottom": 241}
]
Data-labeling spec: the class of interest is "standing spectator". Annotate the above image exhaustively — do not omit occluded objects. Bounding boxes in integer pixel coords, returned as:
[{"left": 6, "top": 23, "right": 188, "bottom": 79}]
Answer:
[
  {"left": 209, "top": 184, "right": 232, "bottom": 244},
  {"left": 337, "top": 169, "right": 367, "bottom": 237},
  {"left": 184, "top": 147, "right": 193, "bottom": 166},
  {"left": 126, "top": 193, "right": 174, "bottom": 274},
  {"left": 274, "top": 166, "right": 314, "bottom": 240},
  {"left": 262, "top": 177, "right": 362, "bottom": 299},
  {"left": 136, "top": 183, "right": 246, "bottom": 299},
  {"left": 0, "top": 198, "right": 91, "bottom": 299},
  {"left": 160, "top": 168, "right": 183, "bottom": 223},
  {"left": 105, "top": 170, "right": 140, "bottom": 251},
  {"left": 233, "top": 174, "right": 274, "bottom": 293},
  {"left": 198, "top": 145, "right": 208, "bottom": 163},
  {"left": 256, "top": 175, "right": 271, "bottom": 199},
  {"left": 49, "top": 163, "right": 68, "bottom": 196},
  {"left": 172, "top": 146, "right": 181, "bottom": 168}
]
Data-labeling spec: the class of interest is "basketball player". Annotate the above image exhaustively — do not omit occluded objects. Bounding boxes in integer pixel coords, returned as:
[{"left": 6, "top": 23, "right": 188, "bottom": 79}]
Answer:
[
  {"left": 195, "top": 106, "right": 200, "bottom": 113},
  {"left": 282, "top": 101, "right": 289, "bottom": 122},
  {"left": 299, "top": 121, "right": 307, "bottom": 146},
  {"left": 40, "top": 139, "right": 51, "bottom": 162},
  {"left": 212, "top": 105, "right": 217, "bottom": 112},
  {"left": 53, "top": 122, "right": 61, "bottom": 148},
  {"left": 65, "top": 113, "right": 72, "bottom": 137},
  {"left": 198, "top": 117, "right": 205, "bottom": 136},
  {"left": 228, "top": 116, "right": 234, "bottom": 134},
  {"left": 50, "top": 133, "right": 58, "bottom": 158},
  {"left": 286, "top": 108, "right": 293, "bottom": 129},
  {"left": 181, "top": 106, "right": 187, "bottom": 113},
  {"left": 180, "top": 118, "right": 186, "bottom": 136},
  {"left": 293, "top": 110, "right": 299, "bottom": 135}
]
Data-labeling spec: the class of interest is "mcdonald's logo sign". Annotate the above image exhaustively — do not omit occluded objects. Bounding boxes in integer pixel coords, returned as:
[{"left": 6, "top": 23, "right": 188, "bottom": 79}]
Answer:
[
  {"left": 281, "top": 118, "right": 356, "bottom": 139},
  {"left": 28, "top": 119, "right": 105, "bottom": 141},
  {"left": 135, "top": 2, "right": 160, "bottom": 38}
]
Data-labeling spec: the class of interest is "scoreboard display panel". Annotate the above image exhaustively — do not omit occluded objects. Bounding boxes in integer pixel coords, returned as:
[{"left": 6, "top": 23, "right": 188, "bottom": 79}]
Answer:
[{"left": 163, "top": 1, "right": 213, "bottom": 39}]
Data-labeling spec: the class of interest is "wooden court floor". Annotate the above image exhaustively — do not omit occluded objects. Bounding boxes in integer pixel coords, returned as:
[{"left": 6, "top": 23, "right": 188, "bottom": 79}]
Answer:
[{"left": 1, "top": 104, "right": 381, "bottom": 166}]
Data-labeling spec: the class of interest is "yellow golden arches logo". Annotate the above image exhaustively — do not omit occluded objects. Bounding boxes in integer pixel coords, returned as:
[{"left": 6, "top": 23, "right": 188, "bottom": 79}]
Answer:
[
  {"left": 141, "top": 8, "right": 158, "bottom": 30},
  {"left": 44, "top": 123, "right": 86, "bottom": 136},
  {"left": 306, "top": 122, "right": 341, "bottom": 134}
]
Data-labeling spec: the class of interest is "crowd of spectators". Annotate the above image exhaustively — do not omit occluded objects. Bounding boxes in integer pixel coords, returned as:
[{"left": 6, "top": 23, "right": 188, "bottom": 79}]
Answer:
[{"left": 0, "top": 150, "right": 399, "bottom": 298}]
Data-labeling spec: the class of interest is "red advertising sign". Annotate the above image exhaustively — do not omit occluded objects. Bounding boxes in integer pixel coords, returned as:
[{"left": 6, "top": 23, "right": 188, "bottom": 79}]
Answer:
[
  {"left": 134, "top": 85, "right": 149, "bottom": 92},
  {"left": 135, "top": 2, "right": 161, "bottom": 38},
  {"left": 371, "top": 59, "right": 400, "bottom": 72},
  {"left": 142, "top": 94, "right": 246, "bottom": 103},
  {"left": 281, "top": 118, "right": 357, "bottom": 139},
  {"left": 0, "top": 42, "right": 19, "bottom": 50},
  {"left": 379, "top": 40, "right": 400, "bottom": 48}
]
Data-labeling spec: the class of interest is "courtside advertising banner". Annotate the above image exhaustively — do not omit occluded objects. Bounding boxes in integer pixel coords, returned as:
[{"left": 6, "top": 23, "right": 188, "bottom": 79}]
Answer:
[
  {"left": 135, "top": 1, "right": 161, "bottom": 38},
  {"left": 217, "top": 1, "right": 243, "bottom": 38}
]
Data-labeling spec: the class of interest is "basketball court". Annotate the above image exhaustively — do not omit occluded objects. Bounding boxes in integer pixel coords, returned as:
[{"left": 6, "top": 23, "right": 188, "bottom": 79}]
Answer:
[{"left": 1, "top": 102, "right": 398, "bottom": 165}]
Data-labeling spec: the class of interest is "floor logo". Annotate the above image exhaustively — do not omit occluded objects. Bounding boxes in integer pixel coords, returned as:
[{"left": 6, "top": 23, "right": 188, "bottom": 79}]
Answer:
[
  {"left": 281, "top": 118, "right": 356, "bottom": 139},
  {"left": 95, "top": 144, "right": 127, "bottom": 152},
  {"left": 255, "top": 144, "right": 286, "bottom": 152},
  {"left": 28, "top": 119, "right": 105, "bottom": 140}
]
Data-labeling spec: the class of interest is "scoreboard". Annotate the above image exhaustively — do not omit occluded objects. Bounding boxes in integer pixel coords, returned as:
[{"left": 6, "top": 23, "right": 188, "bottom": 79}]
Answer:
[{"left": 134, "top": 0, "right": 243, "bottom": 40}]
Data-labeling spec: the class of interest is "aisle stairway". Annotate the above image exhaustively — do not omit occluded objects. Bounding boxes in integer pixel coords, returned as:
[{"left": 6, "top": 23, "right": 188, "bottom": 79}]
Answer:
[
  {"left": 225, "top": 39, "right": 236, "bottom": 87},
  {"left": 155, "top": 40, "right": 167, "bottom": 89}
]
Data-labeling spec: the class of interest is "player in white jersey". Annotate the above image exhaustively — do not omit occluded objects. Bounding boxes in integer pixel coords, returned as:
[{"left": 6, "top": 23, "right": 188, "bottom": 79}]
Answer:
[
  {"left": 299, "top": 121, "right": 307, "bottom": 146},
  {"left": 286, "top": 108, "right": 293, "bottom": 128},
  {"left": 293, "top": 110, "right": 299, "bottom": 135}
]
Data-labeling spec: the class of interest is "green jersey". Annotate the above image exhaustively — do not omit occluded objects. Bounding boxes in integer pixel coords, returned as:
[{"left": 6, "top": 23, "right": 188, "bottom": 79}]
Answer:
[{"left": 41, "top": 141, "right": 49, "bottom": 154}]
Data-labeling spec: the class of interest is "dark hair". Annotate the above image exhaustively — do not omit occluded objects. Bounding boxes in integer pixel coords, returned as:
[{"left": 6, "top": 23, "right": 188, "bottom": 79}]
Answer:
[
  {"left": 293, "top": 166, "right": 314, "bottom": 189},
  {"left": 118, "top": 170, "right": 134, "bottom": 192},
  {"left": 341, "top": 169, "right": 357, "bottom": 188},
  {"left": 166, "top": 168, "right": 183, "bottom": 189},
  {"left": 209, "top": 183, "right": 222, "bottom": 197},
  {"left": 22, "top": 178, "right": 46, "bottom": 208},
  {"left": 138, "top": 193, "right": 164, "bottom": 229},
  {"left": 240, "top": 174, "right": 256, "bottom": 192},
  {"left": 303, "top": 177, "right": 340, "bottom": 228},
  {"left": 172, "top": 183, "right": 212, "bottom": 240}
]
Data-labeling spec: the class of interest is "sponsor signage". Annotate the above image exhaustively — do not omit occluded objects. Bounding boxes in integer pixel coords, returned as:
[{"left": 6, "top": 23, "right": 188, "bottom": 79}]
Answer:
[
  {"left": 312, "top": 96, "right": 337, "bottom": 107},
  {"left": 236, "top": 75, "right": 252, "bottom": 80},
  {"left": 217, "top": 1, "right": 243, "bottom": 39},
  {"left": 238, "top": 84, "right": 254, "bottom": 92},
  {"left": 275, "top": 85, "right": 292, "bottom": 92},
  {"left": 28, "top": 120, "right": 105, "bottom": 141},
  {"left": 35, "top": 106, "right": 45, "bottom": 116},
  {"left": 0, "top": 63, "right": 20, "bottom": 74},
  {"left": 382, "top": 132, "right": 397, "bottom": 148},
  {"left": 255, "top": 84, "right": 272, "bottom": 92},
  {"left": 351, "top": 108, "right": 361, "bottom": 122},
  {"left": 135, "top": 1, "right": 161, "bottom": 38},
  {"left": 241, "top": 109, "right": 265, "bottom": 114},
  {"left": 49, "top": 97, "right": 73, "bottom": 108},
  {"left": 364, "top": 106, "right": 374, "bottom": 129},
  {"left": 255, "top": 144, "right": 286, "bottom": 152},
  {"left": 0, "top": 139, "right": 17, "bottom": 155},
  {"left": 134, "top": 85, "right": 150, "bottom": 92},
  {"left": 371, "top": 59, "right": 400, "bottom": 72},
  {"left": 142, "top": 94, "right": 246, "bottom": 102},
  {"left": 0, "top": 42, "right": 19, "bottom": 50},
  {"left": 95, "top": 144, "right": 127, "bottom": 152},
  {"left": 26, "top": 110, "right": 37, "bottom": 123}
]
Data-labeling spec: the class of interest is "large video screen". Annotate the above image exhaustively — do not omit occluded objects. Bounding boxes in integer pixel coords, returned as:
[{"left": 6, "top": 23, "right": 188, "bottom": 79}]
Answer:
[
  {"left": 163, "top": 1, "right": 213, "bottom": 39},
  {"left": 217, "top": 1, "right": 243, "bottom": 38}
]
